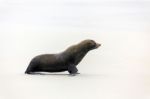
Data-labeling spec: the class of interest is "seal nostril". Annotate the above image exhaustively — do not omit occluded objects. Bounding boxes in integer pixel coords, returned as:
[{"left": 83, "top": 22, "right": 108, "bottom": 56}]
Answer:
[{"left": 97, "top": 43, "right": 101, "bottom": 47}]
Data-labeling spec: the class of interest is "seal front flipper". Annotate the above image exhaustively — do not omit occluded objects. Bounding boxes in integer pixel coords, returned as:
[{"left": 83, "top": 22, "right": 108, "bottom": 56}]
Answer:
[
  {"left": 70, "top": 73, "right": 80, "bottom": 76},
  {"left": 68, "top": 64, "right": 79, "bottom": 75}
]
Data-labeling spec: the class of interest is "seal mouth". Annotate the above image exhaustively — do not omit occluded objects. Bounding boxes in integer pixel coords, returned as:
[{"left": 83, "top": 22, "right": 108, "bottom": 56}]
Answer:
[{"left": 95, "top": 43, "right": 101, "bottom": 48}]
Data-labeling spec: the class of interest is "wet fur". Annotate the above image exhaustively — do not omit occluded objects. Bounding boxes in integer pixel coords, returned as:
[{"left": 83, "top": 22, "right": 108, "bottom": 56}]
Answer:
[{"left": 25, "top": 40, "right": 100, "bottom": 75}]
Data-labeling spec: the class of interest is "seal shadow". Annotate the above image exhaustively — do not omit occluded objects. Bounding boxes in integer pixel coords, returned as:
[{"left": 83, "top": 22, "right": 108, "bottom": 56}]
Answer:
[
  {"left": 25, "top": 72, "right": 107, "bottom": 78},
  {"left": 26, "top": 72, "right": 80, "bottom": 76}
]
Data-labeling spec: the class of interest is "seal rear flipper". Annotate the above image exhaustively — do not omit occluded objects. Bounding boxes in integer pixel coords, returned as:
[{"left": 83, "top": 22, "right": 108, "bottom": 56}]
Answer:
[
  {"left": 25, "top": 66, "right": 33, "bottom": 74},
  {"left": 25, "top": 71, "right": 41, "bottom": 75},
  {"left": 25, "top": 61, "right": 37, "bottom": 74}
]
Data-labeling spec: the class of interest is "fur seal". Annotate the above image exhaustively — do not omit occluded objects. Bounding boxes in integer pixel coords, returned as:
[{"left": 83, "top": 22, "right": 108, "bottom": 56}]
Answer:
[{"left": 25, "top": 39, "right": 101, "bottom": 75}]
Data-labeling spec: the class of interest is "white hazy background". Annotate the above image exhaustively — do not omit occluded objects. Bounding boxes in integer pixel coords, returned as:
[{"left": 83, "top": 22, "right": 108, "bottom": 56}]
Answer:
[{"left": 0, "top": 0, "right": 150, "bottom": 99}]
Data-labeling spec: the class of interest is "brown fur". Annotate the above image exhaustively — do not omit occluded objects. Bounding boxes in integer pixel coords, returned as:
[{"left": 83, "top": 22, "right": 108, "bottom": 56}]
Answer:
[{"left": 25, "top": 39, "right": 101, "bottom": 75}]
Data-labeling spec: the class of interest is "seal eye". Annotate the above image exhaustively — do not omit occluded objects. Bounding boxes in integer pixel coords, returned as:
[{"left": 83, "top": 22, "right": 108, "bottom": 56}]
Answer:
[
  {"left": 87, "top": 41, "right": 96, "bottom": 49},
  {"left": 93, "top": 42, "right": 97, "bottom": 48},
  {"left": 90, "top": 40, "right": 96, "bottom": 46}
]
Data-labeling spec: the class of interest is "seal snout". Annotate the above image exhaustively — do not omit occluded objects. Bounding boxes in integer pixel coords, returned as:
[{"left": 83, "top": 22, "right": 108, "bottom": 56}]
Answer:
[{"left": 95, "top": 43, "right": 101, "bottom": 48}]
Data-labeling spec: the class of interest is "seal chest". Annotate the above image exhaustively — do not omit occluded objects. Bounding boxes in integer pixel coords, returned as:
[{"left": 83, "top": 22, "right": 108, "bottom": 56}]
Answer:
[{"left": 25, "top": 39, "right": 101, "bottom": 75}]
